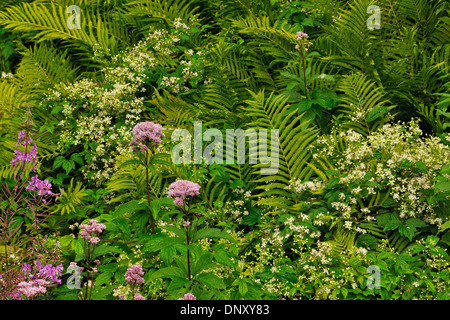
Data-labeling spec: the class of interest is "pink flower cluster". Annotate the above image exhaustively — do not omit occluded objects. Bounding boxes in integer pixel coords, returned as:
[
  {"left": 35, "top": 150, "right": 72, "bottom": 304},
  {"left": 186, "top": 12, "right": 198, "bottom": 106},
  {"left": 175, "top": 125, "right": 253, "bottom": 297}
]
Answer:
[
  {"left": 178, "top": 293, "right": 196, "bottom": 300},
  {"left": 9, "top": 260, "right": 64, "bottom": 299},
  {"left": 124, "top": 264, "right": 145, "bottom": 284},
  {"left": 295, "top": 31, "right": 309, "bottom": 40},
  {"left": 294, "top": 31, "right": 312, "bottom": 52},
  {"left": 25, "top": 175, "right": 53, "bottom": 196},
  {"left": 168, "top": 180, "right": 201, "bottom": 206},
  {"left": 79, "top": 219, "right": 106, "bottom": 244},
  {"left": 11, "top": 130, "right": 37, "bottom": 168},
  {"left": 16, "top": 280, "right": 48, "bottom": 299},
  {"left": 134, "top": 293, "right": 145, "bottom": 300},
  {"left": 130, "top": 121, "right": 165, "bottom": 151}
]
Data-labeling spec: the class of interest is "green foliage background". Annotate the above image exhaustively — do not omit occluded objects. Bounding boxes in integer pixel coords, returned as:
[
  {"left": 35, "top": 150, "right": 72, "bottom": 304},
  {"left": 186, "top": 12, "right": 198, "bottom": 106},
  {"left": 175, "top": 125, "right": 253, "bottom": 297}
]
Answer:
[{"left": 0, "top": 0, "right": 448, "bottom": 300}]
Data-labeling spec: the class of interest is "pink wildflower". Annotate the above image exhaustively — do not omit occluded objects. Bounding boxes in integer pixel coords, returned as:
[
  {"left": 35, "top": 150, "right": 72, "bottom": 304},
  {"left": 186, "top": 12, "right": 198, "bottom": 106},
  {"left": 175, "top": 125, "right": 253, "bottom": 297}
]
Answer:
[
  {"left": 168, "top": 180, "right": 201, "bottom": 206},
  {"left": 130, "top": 121, "right": 165, "bottom": 149},
  {"left": 89, "top": 237, "right": 100, "bottom": 244},
  {"left": 134, "top": 293, "right": 146, "bottom": 300},
  {"left": 79, "top": 219, "right": 106, "bottom": 241},
  {"left": 295, "top": 31, "right": 309, "bottom": 40},
  {"left": 179, "top": 293, "right": 196, "bottom": 300},
  {"left": 124, "top": 265, "right": 145, "bottom": 284},
  {"left": 25, "top": 175, "right": 52, "bottom": 196},
  {"left": 17, "top": 281, "right": 47, "bottom": 299},
  {"left": 183, "top": 221, "right": 190, "bottom": 227}
]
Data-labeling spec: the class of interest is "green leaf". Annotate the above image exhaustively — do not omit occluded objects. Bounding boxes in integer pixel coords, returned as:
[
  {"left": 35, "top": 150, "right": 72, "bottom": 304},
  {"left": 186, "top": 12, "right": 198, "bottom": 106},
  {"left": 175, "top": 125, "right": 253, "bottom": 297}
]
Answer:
[
  {"left": 439, "top": 220, "right": 450, "bottom": 233},
  {"left": 112, "top": 217, "right": 131, "bottom": 239},
  {"left": 143, "top": 236, "right": 185, "bottom": 252},
  {"left": 150, "top": 266, "right": 186, "bottom": 280},
  {"left": 95, "top": 272, "right": 113, "bottom": 286},
  {"left": 93, "top": 245, "right": 122, "bottom": 258},
  {"left": 50, "top": 105, "right": 64, "bottom": 115},
  {"left": 192, "top": 228, "right": 235, "bottom": 243},
  {"left": 341, "top": 287, "right": 348, "bottom": 299},
  {"left": 114, "top": 200, "right": 146, "bottom": 216},
  {"left": 192, "top": 252, "right": 214, "bottom": 277},
  {"left": 213, "top": 249, "right": 233, "bottom": 266},
  {"left": 97, "top": 263, "right": 118, "bottom": 273},
  {"left": 435, "top": 180, "right": 450, "bottom": 192},
  {"left": 62, "top": 159, "right": 75, "bottom": 174},
  {"left": 70, "top": 153, "right": 84, "bottom": 166},
  {"left": 52, "top": 155, "right": 66, "bottom": 170},
  {"left": 405, "top": 218, "right": 427, "bottom": 228},
  {"left": 237, "top": 278, "right": 248, "bottom": 296},
  {"left": 161, "top": 224, "right": 186, "bottom": 239},
  {"left": 160, "top": 246, "right": 177, "bottom": 264},
  {"left": 119, "top": 159, "right": 142, "bottom": 168},
  {"left": 381, "top": 213, "right": 402, "bottom": 231},
  {"left": 366, "top": 106, "right": 387, "bottom": 122},
  {"left": 415, "top": 161, "right": 427, "bottom": 172},
  {"left": 194, "top": 272, "right": 226, "bottom": 289}
]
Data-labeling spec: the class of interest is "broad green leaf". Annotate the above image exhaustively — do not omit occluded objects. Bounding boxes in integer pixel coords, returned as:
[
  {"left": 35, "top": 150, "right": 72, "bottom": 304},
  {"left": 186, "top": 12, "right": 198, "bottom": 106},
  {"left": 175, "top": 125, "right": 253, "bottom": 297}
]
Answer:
[
  {"left": 192, "top": 228, "right": 235, "bottom": 243},
  {"left": 143, "top": 236, "right": 185, "bottom": 252},
  {"left": 192, "top": 252, "right": 214, "bottom": 277},
  {"left": 150, "top": 266, "right": 185, "bottom": 280},
  {"left": 114, "top": 200, "right": 146, "bottom": 216},
  {"left": 194, "top": 272, "right": 225, "bottom": 289}
]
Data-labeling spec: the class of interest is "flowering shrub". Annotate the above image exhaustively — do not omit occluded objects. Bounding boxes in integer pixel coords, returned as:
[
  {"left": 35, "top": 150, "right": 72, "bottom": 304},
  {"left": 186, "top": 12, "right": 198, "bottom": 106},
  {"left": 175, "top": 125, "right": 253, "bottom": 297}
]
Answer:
[
  {"left": 42, "top": 18, "right": 207, "bottom": 185},
  {"left": 311, "top": 119, "right": 450, "bottom": 238}
]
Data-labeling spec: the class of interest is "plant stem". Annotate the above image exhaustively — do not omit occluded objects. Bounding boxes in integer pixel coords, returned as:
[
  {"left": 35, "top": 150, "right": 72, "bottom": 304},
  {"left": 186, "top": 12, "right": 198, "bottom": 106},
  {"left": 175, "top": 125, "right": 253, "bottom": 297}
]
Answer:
[
  {"left": 301, "top": 46, "right": 310, "bottom": 100},
  {"left": 186, "top": 227, "right": 191, "bottom": 281},
  {"left": 145, "top": 150, "right": 155, "bottom": 234}
]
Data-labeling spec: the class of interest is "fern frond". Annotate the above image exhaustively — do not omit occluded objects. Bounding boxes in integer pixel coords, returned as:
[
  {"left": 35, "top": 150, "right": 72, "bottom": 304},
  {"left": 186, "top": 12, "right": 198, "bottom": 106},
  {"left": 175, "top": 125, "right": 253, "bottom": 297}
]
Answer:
[
  {"left": 243, "top": 90, "right": 320, "bottom": 211},
  {"left": 231, "top": 15, "right": 298, "bottom": 62},
  {"left": 15, "top": 42, "right": 78, "bottom": 98},
  {"left": 337, "top": 72, "right": 396, "bottom": 136},
  {"left": 124, "top": 0, "right": 199, "bottom": 28},
  {"left": 0, "top": 2, "right": 118, "bottom": 53}
]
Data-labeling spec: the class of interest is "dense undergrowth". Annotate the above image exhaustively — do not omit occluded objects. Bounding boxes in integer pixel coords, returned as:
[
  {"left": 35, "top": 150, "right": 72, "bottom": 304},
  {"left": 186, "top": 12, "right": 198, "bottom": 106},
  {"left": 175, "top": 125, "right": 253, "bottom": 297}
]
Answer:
[{"left": 0, "top": 0, "right": 449, "bottom": 300}]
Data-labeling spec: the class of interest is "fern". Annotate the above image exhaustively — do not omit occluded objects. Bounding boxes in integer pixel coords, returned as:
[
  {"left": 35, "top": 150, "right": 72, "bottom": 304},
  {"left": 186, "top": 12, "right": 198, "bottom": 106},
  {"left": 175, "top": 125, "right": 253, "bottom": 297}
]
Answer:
[
  {"left": 336, "top": 72, "right": 396, "bottom": 136},
  {"left": 15, "top": 42, "right": 78, "bottom": 98},
  {"left": 243, "top": 90, "right": 321, "bottom": 211},
  {"left": 0, "top": 1, "right": 119, "bottom": 55},
  {"left": 124, "top": 0, "right": 199, "bottom": 28}
]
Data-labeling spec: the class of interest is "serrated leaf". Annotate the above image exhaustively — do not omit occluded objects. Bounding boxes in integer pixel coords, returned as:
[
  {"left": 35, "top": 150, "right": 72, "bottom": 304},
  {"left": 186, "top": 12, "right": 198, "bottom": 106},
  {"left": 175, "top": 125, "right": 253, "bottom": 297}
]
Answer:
[
  {"left": 192, "top": 252, "right": 215, "bottom": 277},
  {"left": 195, "top": 272, "right": 225, "bottom": 289},
  {"left": 53, "top": 155, "right": 66, "bottom": 170},
  {"left": 366, "top": 106, "right": 387, "bottom": 122},
  {"left": 192, "top": 228, "right": 235, "bottom": 243},
  {"left": 95, "top": 272, "right": 113, "bottom": 286},
  {"left": 114, "top": 200, "right": 146, "bottom": 216},
  {"left": 143, "top": 237, "right": 185, "bottom": 252},
  {"left": 150, "top": 266, "right": 185, "bottom": 280},
  {"left": 62, "top": 159, "right": 75, "bottom": 174},
  {"left": 415, "top": 161, "right": 427, "bottom": 172},
  {"left": 435, "top": 180, "right": 450, "bottom": 192},
  {"left": 70, "top": 153, "right": 84, "bottom": 166}
]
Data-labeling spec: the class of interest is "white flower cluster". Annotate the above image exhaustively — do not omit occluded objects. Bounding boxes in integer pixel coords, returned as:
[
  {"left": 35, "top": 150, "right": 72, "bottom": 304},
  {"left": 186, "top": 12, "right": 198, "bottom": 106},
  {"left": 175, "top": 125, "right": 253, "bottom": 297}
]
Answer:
[
  {"left": 285, "top": 179, "right": 323, "bottom": 194},
  {"left": 315, "top": 119, "right": 450, "bottom": 229}
]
